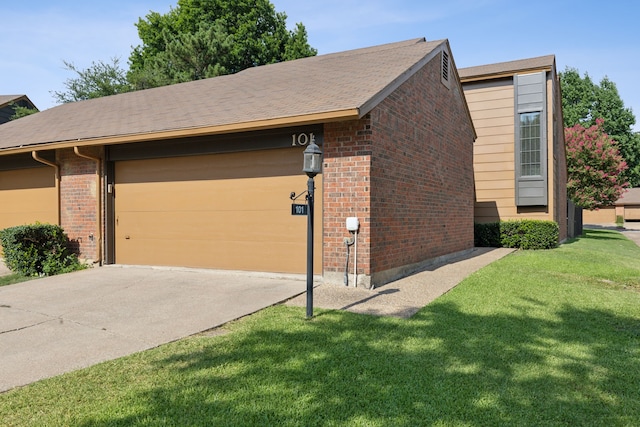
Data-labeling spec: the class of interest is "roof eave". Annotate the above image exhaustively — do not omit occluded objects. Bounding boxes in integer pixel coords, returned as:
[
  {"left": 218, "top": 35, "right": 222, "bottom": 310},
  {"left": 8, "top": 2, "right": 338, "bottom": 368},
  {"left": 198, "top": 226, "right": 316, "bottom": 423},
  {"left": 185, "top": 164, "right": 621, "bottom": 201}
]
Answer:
[
  {"left": 0, "top": 108, "right": 360, "bottom": 156},
  {"left": 460, "top": 65, "right": 554, "bottom": 83}
]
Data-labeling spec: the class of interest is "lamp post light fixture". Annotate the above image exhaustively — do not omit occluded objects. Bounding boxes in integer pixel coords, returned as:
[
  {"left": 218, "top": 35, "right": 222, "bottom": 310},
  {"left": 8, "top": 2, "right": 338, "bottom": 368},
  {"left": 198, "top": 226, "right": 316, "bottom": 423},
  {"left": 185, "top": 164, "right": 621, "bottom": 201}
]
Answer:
[{"left": 303, "top": 141, "right": 322, "bottom": 318}]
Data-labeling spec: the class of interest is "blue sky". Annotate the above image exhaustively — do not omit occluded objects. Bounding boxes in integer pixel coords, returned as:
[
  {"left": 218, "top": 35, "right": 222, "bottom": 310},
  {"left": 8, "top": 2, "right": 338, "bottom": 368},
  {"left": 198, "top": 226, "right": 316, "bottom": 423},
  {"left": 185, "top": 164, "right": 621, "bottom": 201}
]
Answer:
[{"left": 1, "top": 0, "right": 638, "bottom": 130}]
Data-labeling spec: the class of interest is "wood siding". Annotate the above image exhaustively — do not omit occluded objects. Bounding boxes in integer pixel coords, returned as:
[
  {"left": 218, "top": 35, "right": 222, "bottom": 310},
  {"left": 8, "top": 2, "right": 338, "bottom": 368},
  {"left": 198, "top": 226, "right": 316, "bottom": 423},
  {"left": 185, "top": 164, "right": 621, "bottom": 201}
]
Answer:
[
  {"left": 465, "top": 76, "right": 559, "bottom": 224},
  {"left": 465, "top": 79, "right": 516, "bottom": 223}
]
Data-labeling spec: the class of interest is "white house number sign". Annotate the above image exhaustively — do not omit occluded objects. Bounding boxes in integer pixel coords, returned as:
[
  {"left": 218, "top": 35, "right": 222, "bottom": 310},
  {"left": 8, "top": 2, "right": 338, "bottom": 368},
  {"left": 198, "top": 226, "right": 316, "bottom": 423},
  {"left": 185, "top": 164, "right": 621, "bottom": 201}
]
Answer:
[{"left": 291, "top": 133, "right": 316, "bottom": 147}]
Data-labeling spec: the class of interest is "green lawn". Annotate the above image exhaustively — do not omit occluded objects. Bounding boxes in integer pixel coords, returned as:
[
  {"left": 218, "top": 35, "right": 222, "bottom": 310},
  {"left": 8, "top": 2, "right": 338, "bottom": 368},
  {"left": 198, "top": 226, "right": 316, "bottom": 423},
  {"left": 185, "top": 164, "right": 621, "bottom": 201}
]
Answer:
[{"left": 1, "top": 229, "right": 640, "bottom": 426}]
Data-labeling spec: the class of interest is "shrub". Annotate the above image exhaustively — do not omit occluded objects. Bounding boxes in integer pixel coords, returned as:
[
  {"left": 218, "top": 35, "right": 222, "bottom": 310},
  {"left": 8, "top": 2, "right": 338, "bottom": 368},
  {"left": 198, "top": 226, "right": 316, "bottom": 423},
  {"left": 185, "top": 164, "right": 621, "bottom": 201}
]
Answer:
[
  {"left": 500, "top": 220, "right": 559, "bottom": 250},
  {"left": 616, "top": 215, "right": 624, "bottom": 228},
  {"left": 474, "top": 222, "right": 501, "bottom": 247},
  {"left": 475, "top": 220, "right": 559, "bottom": 250},
  {"left": 0, "top": 223, "right": 86, "bottom": 277}
]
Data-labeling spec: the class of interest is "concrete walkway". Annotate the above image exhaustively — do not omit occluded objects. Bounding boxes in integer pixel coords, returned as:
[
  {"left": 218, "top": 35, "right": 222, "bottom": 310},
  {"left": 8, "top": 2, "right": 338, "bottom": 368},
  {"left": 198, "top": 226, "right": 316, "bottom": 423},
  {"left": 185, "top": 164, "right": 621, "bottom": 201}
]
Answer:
[
  {"left": 620, "top": 228, "right": 640, "bottom": 246},
  {"left": 286, "top": 247, "right": 514, "bottom": 318}
]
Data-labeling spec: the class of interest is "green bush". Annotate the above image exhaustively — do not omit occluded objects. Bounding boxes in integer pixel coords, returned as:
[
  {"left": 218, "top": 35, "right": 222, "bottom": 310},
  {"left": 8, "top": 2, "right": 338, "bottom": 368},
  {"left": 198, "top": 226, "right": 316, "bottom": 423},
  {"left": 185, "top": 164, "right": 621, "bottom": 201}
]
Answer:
[
  {"left": 475, "top": 220, "right": 559, "bottom": 250},
  {"left": 0, "top": 223, "right": 86, "bottom": 277},
  {"left": 616, "top": 215, "right": 624, "bottom": 228},
  {"left": 474, "top": 222, "right": 501, "bottom": 247}
]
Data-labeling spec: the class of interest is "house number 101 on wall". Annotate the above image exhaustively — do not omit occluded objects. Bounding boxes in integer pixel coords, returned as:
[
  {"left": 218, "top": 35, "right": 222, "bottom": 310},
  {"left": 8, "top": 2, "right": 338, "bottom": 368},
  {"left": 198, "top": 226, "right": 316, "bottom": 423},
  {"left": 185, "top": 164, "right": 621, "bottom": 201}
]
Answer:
[{"left": 291, "top": 133, "right": 316, "bottom": 146}]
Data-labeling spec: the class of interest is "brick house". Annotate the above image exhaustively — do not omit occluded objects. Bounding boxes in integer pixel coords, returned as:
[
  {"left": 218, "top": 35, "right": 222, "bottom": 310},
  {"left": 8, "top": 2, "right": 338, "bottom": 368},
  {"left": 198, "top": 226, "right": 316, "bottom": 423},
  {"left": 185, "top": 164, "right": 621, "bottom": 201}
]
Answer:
[
  {"left": 459, "top": 56, "right": 569, "bottom": 241},
  {"left": 0, "top": 38, "right": 476, "bottom": 288}
]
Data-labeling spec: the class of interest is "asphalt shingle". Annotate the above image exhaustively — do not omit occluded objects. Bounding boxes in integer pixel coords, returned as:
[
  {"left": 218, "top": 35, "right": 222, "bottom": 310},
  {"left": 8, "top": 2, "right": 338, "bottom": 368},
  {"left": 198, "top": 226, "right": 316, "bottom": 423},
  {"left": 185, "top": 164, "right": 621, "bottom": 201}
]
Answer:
[{"left": 0, "top": 38, "right": 446, "bottom": 153}]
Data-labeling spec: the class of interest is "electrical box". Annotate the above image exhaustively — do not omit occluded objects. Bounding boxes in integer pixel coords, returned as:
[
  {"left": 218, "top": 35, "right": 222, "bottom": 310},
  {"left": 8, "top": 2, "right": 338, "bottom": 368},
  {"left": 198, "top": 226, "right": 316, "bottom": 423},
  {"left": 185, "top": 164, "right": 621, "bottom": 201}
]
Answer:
[{"left": 346, "top": 217, "right": 359, "bottom": 232}]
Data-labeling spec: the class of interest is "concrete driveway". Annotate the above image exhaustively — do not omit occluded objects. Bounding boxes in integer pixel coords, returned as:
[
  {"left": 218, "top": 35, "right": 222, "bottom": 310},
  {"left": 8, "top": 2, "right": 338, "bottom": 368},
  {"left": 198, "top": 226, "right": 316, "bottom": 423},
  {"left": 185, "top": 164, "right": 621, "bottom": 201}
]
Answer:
[{"left": 0, "top": 266, "right": 307, "bottom": 392}]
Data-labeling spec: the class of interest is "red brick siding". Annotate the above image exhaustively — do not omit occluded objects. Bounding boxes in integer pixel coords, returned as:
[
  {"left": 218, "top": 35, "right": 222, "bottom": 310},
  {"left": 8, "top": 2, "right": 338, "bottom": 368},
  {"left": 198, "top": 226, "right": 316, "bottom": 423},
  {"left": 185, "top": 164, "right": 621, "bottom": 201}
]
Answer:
[
  {"left": 58, "top": 147, "right": 102, "bottom": 261},
  {"left": 322, "top": 52, "right": 475, "bottom": 280},
  {"left": 368, "top": 53, "right": 475, "bottom": 273},
  {"left": 322, "top": 118, "right": 373, "bottom": 275}
]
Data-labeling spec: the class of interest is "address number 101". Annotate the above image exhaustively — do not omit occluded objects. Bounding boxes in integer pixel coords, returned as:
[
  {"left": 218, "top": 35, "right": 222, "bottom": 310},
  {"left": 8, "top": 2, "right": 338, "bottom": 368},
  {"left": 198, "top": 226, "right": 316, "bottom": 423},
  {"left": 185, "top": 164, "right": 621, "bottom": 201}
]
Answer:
[{"left": 291, "top": 133, "right": 316, "bottom": 146}]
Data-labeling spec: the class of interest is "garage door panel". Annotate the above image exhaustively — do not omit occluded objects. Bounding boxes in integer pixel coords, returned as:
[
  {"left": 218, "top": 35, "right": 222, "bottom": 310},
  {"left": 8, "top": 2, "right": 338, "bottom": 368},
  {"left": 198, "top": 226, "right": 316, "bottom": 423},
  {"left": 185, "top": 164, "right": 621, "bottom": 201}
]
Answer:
[
  {"left": 115, "top": 148, "right": 322, "bottom": 274},
  {"left": 116, "top": 149, "right": 301, "bottom": 184},
  {"left": 117, "top": 175, "right": 303, "bottom": 212},
  {"left": 116, "top": 238, "right": 315, "bottom": 273},
  {"left": 626, "top": 207, "right": 640, "bottom": 220},
  {"left": 116, "top": 210, "right": 306, "bottom": 242},
  {"left": 0, "top": 168, "right": 57, "bottom": 230}
]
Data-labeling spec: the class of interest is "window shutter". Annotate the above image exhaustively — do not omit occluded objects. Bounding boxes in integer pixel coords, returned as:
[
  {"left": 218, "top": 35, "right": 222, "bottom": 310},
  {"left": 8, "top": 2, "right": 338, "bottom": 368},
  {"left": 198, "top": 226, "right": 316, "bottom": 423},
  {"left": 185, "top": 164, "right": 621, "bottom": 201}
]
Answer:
[{"left": 515, "top": 72, "right": 547, "bottom": 206}]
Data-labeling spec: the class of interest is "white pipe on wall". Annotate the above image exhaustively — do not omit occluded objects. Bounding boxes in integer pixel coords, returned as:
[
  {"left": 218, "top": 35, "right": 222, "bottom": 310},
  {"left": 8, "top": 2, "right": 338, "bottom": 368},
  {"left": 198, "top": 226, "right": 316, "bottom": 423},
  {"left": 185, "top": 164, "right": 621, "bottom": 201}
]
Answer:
[{"left": 353, "top": 230, "right": 357, "bottom": 287}]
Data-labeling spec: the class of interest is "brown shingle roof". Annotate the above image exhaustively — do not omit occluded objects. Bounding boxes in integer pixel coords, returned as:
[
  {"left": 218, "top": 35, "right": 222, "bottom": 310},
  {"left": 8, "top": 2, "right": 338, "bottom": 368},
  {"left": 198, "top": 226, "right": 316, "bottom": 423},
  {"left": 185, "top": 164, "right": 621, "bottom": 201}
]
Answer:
[
  {"left": 0, "top": 38, "right": 447, "bottom": 154},
  {"left": 616, "top": 188, "right": 640, "bottom": 206},
  {"left": 0, "top": 95, "right": 28, "bottom": 109},
  {"left": 458, "top": 55, "right": 555, "bottom": 81}
]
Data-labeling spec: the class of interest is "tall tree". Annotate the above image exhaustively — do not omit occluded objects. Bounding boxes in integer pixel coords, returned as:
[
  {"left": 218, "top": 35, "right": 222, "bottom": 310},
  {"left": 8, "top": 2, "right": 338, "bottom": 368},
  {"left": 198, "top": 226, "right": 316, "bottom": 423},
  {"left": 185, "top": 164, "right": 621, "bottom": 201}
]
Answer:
[
  {"left": 9, "top": 104, "right": 38, "bottom": 120},
  {"left": 52, "top": 58, "right": 131, "bottom": 103},
  {"left": 560, "top": 68, "right": 640, "bottom": 186},
  {"left": 128, "top": 0, "right": 317, "bottom": 90},
  {"left": 565, "top": 119, "right": 629, "bottom": 209}
]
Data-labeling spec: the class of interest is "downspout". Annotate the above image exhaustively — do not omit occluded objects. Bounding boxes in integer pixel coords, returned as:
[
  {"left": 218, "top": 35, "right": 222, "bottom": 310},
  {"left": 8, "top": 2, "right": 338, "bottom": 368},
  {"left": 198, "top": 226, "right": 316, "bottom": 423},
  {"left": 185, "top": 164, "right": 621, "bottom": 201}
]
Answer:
[
  {"left": 73, "top": 147, "right": 103, "bottom": 265},
  {"left": 31, "top": 151, "right": 61, "bottom": 225}
]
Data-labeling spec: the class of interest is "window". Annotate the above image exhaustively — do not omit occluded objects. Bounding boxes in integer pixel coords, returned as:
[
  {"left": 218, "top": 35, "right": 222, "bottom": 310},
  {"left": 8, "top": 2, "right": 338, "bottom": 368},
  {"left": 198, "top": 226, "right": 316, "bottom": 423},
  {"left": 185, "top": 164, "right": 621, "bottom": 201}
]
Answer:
[
  {"left": 519, "top": 112, "right": 541, "bottom": 176},
  {"left": 515, "top": 72, "right": 547, "bottom": 206}
]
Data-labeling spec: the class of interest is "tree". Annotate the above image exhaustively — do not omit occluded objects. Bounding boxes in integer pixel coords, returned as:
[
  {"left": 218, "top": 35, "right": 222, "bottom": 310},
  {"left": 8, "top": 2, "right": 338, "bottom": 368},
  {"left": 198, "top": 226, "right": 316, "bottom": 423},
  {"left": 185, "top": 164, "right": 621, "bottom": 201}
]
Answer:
[
  {"left": 128, "top": 0, "right": 316, "bottom": 89},
  {"left": 565, "top": 119, "right": 629, "bottom": 209},
  {"left": 560, "top": 68, "right": 640, "bottom": 187},
  {"left": 52, "top": 57, "right": 131, "bottom": 103},
  {"left": 9, "top": 103, "right": 38, "bottom": 120}
]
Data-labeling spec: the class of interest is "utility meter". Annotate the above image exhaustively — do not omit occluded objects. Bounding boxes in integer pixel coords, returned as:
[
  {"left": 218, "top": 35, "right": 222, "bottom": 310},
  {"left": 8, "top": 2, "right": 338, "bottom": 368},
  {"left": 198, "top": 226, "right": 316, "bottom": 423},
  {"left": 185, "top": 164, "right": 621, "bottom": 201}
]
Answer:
[{"left": 346, "top": 217, "right": 359, "bottom": 232}]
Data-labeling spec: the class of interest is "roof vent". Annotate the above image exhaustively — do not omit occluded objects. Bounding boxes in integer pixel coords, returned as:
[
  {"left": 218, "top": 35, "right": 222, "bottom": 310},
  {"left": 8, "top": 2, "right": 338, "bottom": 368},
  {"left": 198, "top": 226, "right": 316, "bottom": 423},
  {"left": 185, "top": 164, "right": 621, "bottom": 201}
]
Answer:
[{"left": 441, "top": 50, "right": 451, "bottom": 88}]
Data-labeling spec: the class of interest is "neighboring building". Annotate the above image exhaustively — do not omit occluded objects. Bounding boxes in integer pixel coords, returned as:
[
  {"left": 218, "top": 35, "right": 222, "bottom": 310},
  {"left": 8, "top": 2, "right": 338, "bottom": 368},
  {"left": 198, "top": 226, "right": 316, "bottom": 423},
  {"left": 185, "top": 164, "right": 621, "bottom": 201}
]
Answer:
[
  {"left": 459, "top": 56, "right": 569, "bottom": 241},
  {"left": 583, "top": 188, "right": 640, "bottom": 226},
  {"left": 0, "top": 38, "right": 476, "bottom": 288},
  {"left": 0, "top": 95, "right": 37, "bottom": 124}
]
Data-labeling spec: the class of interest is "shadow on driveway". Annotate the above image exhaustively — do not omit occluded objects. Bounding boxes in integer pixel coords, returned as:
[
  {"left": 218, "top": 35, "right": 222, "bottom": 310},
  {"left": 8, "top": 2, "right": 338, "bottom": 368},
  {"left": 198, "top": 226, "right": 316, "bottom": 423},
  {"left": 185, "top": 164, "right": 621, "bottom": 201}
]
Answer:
[{"left": 0, "top": 266, "right": 306, "bottom": 392}]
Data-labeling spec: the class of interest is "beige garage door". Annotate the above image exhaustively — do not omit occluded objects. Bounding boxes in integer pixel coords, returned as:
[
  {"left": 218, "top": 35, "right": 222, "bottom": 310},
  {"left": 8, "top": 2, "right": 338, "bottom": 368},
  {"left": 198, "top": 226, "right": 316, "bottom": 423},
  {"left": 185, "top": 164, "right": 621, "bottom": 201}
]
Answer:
[
  {"left": 114, "top": 148, "right": 322, "bottom": 274},
  {"left": 0, "top": 167, "right": 58, "bottom": 231},
  {"left": 625, "top": 207, "right": 640, "bottom": 221}
]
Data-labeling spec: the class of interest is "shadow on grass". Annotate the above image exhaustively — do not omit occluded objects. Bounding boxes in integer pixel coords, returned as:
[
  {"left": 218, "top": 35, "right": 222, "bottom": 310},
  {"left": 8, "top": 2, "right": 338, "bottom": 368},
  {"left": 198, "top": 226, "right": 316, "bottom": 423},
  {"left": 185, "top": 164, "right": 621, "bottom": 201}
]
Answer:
[
  {"left": 562, "top": 228, "right": 629, "bottom": 246},
  {"left": 582, "top": 228, "right": 628, "bottom": 241},
  {"left": 79, "top": 300, "right": 640, "bottom": 426}
]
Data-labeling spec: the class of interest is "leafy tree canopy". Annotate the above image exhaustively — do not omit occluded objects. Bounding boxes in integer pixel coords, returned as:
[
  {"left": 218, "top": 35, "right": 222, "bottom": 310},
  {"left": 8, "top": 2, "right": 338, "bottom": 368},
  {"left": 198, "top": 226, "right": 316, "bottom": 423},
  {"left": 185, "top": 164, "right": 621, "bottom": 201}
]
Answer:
[
  {"left": 9, "top": 103, "right": 38, "bottom": 120},
  {"left": 560, "top": 67, "right": 640, "bottom": 187},
  {"left": 127, "top": 0, "right": 317, "bottom": 89},
  {"left": 52, "top": 58, "right": 131, "bottom": 103},
  {"left": 565, "top": 119, "right": 629, "bottom": 209}
]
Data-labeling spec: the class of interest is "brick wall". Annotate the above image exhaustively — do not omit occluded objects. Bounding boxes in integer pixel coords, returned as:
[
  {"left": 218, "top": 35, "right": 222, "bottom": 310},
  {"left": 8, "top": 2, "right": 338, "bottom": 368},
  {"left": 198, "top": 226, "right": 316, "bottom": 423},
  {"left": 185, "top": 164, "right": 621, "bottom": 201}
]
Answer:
[
  {"left": 322, "top": 51, "right": 476, "bottom": 286},
  {"left": 369, "top": 52, "right": 475, "bottom": 277},
  {"left": 323, "top": 118, "right": 373, "bottom": 281},
  {"left": 58, "top": 147, "right": 103, "bottom": 262}
]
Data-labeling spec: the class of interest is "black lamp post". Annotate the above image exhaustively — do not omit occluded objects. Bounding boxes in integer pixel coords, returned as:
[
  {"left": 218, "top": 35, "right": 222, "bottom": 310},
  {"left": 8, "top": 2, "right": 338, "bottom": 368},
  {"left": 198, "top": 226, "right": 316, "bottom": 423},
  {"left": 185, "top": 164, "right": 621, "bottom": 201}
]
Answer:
[{"left": 303, "top": 141, "right": 322, "bottom": 318}]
